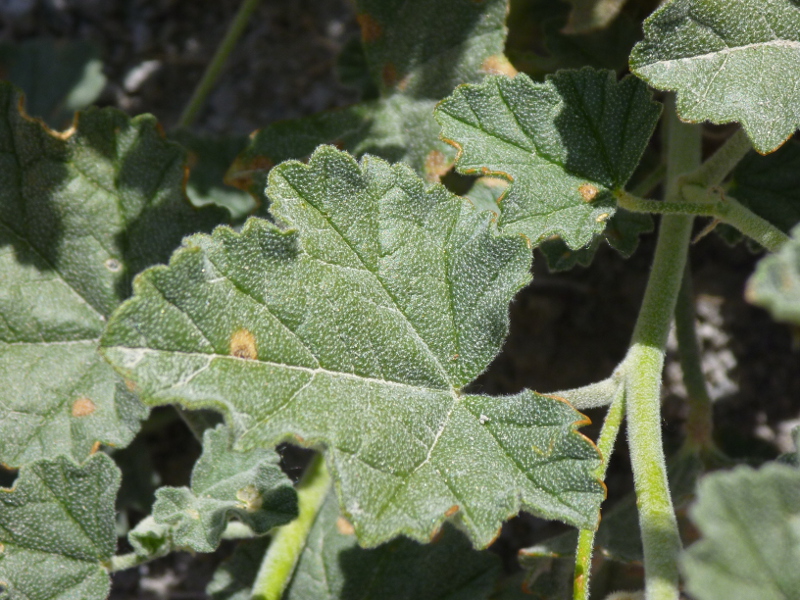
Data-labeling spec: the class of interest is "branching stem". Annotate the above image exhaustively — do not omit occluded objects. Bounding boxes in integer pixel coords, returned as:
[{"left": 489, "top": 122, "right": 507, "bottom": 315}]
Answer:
[
  {"left": 683, "top": 128, "right": 752, "bottom": 187},
  {"left": 177, "top": 0, "right": 262, "bottom": 128},
  {"left": 573, "top": 387, "right": 626, "bottom": 600},
  {"left": 251, "top": 454, "right": 331, "bottom": 600}
]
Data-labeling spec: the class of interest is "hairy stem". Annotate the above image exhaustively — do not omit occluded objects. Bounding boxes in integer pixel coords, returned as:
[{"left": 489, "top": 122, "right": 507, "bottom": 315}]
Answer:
[
  {"left": 573, "top": 387, "right": 626, "bottom": 600},
  {"left": 177, "top": 0, "right": 262, "bottom": 128},
  {"left": 684, "top": 128, "right": 752, "bottom": 187},
  {"left": 674, "top": 264, "right": 714, "bottom": 450},
  {"left": 626, "top": 96, "right": 699, "bottom": 600},
  {"left": 251, "top": 454, "right": 331, "bottom": 600}
]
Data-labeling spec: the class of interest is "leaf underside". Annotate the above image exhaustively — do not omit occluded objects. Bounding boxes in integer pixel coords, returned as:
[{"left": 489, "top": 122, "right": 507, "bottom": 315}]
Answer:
[
  {"left": 225, "top": 0, "right": 511, "bottom": 196},
  {"left": 435, "top": 68, "right": 660, "bottom": 250},
  {"left": 0, "top": 82, "right": 228, "bottom": 468},
  {"left": 102, "top": 146, "right": 604, "bottom": 548},
  {"left": 747, "top": 223, "right": 800, "bottom": 325},
  {"left": 630, "top": 0, "right": 800, "bottom": 154},
  {"left": 0, "top": 454, "right": 120, "bottom": 600},
  {"left": 681, "top": 464, "right": 800, "bottom": 600}
]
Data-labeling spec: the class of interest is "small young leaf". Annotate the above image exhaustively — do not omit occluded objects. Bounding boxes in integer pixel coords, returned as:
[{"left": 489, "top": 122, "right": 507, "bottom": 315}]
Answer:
[
  {"left": 0, "top": 453, "right": 120, "bottom": 600},
  {"left": 435, "top": 68, "right": 660, "bottom": 249},
  {"left": 102, "top": 146, "right": 604, "bottom": 548},
  {"left": 283, "top": 490, "right": 501, "bottom": 600},
  {"left": 746, "top": 224, "right": 800, "bottom": 325},
  {"left": 681, "top": 464, "right": 800, "bottom": 600},
  {"left": 151, "top": 425, "right": 297, "bottom": 553},
  {"left": 629, "top": 0, "right": 800, "bottom": 154},
  {"left": 0, "top": 82, "right": 228, "bottom": 468},
  {"left": 226, "top": 0, "right": 511, "bottom": 193}
]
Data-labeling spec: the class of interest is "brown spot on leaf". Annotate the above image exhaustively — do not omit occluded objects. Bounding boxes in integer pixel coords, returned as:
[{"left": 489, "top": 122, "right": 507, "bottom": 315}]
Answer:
[
  {"left": 424, "top": 150, "right": 450, "bottom": 183},
  {"left": 230, "top": 328, "right": 257, "bottom": 360},
  {"left": 481, "top": 55, "right": 517, "bottom": 77},
  {"left": 579, "top": 184, "right": 599, "bottom": 202},
  {"left": 595, "top": 213, "right": 610, "bottom": 223},
  {"left": 357, "top": 13, "right": 382, "bottom": 42},
  {"left": 90, "top": 441, "right": 102, "bottom": 455},
  {"left": 225, "top": 155, "right": 275, "bottom": 192},
  {"left": 125, "top": 379, "right": 137, "bottom": 392},
  {"left": 336, "top": 516, "right": 355, "bottom": 535},
  {"left": 71, "top": 397, "right": 96, "bottom": 417},
  {"left": 382, "top": 63, "right": 398, "bottom": 88},
  {"left": 445, "top": 505, "right": 459, "bottom": 517}
]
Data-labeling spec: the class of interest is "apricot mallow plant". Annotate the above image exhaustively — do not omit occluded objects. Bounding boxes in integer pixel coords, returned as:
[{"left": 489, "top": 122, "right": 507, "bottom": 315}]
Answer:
[{"left": 1, "top": 0, "right": 800, "bottom": 599}]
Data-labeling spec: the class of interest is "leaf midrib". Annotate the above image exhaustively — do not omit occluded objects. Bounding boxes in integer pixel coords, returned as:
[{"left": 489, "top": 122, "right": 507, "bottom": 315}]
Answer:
[{"left": 638, "top": 38, "right": 800, "bottom": 70}]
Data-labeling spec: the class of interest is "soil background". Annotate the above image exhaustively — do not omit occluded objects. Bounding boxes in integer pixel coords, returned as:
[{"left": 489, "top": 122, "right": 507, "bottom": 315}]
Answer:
[{"left": 1, "top": 1, "right": 798, "bottom": 598}]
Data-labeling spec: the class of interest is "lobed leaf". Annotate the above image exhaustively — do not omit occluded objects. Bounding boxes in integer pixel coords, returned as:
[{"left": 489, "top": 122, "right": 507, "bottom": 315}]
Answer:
[
  {"left": 746, "top": 224, "right": 800, "bottom": 325},
  {"left": 681, "top": 464, "right": 800, "bottom": 600},
  {"left": 0, "top": 453, "right": 119, "bottom": 600},
  {"left": 435, "top": 68, "right": 660, "bottom": 250},
  {"left": 0, "top": 82, "right": 228, "bottom": 467},
  {"left": 102, "top": 146, "right": 604, "bottom": 548},
  {"left": 150, "top": 425, "right": 297, "bottom": 554},
  {"left": 629, "top": 0, "right": 800, "bottom": 154},
  {"left": 226, "top": 0, "right": 511, "bottom": 194}
]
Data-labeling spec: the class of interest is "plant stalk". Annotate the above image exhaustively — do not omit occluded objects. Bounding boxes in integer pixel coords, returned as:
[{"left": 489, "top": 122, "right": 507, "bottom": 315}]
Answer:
[
  {"left": 625, "top": 96, "right": 700, "bottom": 600},
  {"left": 177, "top": 0, "right": 262, "bottom": 128},
  {"left": 573, "top": 387, "right": 626, "bottom": 600},
  {"left": 251, "top": 453, "right": 331, "bottom": 600},
  {"left": 674, "top": 264, "right": 713, "bottom": 450},
  {"left": 684, "top": 128, "right": 752, "bottom": 187}
]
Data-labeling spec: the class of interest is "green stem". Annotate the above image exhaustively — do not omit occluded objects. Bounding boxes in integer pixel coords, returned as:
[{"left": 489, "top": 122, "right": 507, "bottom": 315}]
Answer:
[
  {"left": 251, "top": 454, "right": 331, "bottom": 600},
  {"left": 556, "top": 376, "right": 621, "bottom": 410},
  {"left": 684, "top": 128, "right": 752, "bottom": 187},
  {"left": 573, "top": 387, "right": 626, "bottom": 600},
  {"left": 177, "top": 0, "right": 263, "bottom": 128},
  {"left": 674, "top": 264, "right": 714, "bottom": 450},
  {"left": 626, "top": 96, "right": 699, "bottom": 600}
]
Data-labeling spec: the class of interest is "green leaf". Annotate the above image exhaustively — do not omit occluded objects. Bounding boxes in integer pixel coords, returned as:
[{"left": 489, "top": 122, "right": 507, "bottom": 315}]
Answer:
[
  {"left": 151, "top": 425, "right": 297, "bottom": 553},
  {"left": 746, "top": 224, "right": 800, "bottom": 325},
  {"left": 563, "top": 0, "right": 631, "bottom": 34},
  {"left": 0, "top": 39, "right": 106, "bottom": 130},
  {"left": 0, "top": 82, "right": 229, "bottom": 467},
  {"left": 171, "top": 130, "right": 256, "bottom": 221},
  {"left": 629, "top": 0, "right": 800, "bottom": 154},
  {"left": 283, "top": 490, "right": 501, "bottom": 600},
  {"left": 226, "top": 0, "right": 511, "bottom": 194},
  {"left": 435, "top": 68, "right": 660, "bottom": 249},
  {"left": 0, "top": 453, "right": 120, "bottom": 600},
  {"left": 681, "top": 463, "right": 800, "bottom": 600},
  {"left": 102, "top": 146, "right": 604, "bottom": 548},
  {"left": 730, "top": 139, "right": 800, "bottom": 236},
  {"left": 207, "top": 536, "right": 270, "bottom": 600}
]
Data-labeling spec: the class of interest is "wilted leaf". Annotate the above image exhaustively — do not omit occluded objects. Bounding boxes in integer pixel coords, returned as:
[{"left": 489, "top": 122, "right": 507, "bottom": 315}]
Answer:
[
  {"left": 150, "top": 425, "right": 297, "bottom": 554},
  {"left": 629, "top": 0, "right": 800, "bottom": 154},
  {"left": 435, "top": 68, "right": 660, "bottom": 249},
  {"left": 0, "top": 38, "right": 106, "bottom": 130},
  {"left": 0, "top": 453, "right": 119, "bottom": 600},
  {"left": 746, "top": 224, "right": 800, "bottom": 325},
  {"left": 102, "top": 146, "right": 604, "bottom": 548},
  {"left": 681, "top": 464, "right": 800, "bottom": 600},
  {"left": 0, "top": 82, "right": 228, "bottom": 467},
  {"left": 283, "top": 490, "right": 500, "bottom": 600},
  {"left": 226, "top": 0, "right": 510, "bottom": 194}
]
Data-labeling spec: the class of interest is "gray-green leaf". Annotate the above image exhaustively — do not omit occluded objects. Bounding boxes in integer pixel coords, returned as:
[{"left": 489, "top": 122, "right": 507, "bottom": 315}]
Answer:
[
  {"left": 151, "top": 425, "right": 297, "bottom": 553},
  {"left": 629, "top": 0, "right": 800, "bottom": 154},
  {"left": 0, "top": 82, "right": 228, "bottom": 467},
  {"left": 681, "top": 463, "right": 800, "bottom": 600},
  {"left": 746, "top": 224, "right": 800, "bottom": 325},
  {"left": 435, "top": 68, "right": 660, "bottom": 249},
  {"left": 102, "top": 146, "right": 604, "bottom": 548},
  {"left": 0, "top": 454, "right": 119, "bottom": 600}
]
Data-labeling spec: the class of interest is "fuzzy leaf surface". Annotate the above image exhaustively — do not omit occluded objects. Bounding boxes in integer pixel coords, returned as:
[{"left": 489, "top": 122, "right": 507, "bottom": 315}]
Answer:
[
  {"left": 747, "top": 224, "right": 800, "bottom": 325},
  {"left": 152, "top": 425, "right": 297, "bottom": 553},
  {"left": 226, "top": 0, "right": 510, "bottom": 194},
  {"left": 0, "top": 454, "right": 119, "bottom": 600},
  {"left": 435, "top": 69, "right": 660, "bottom": 249},
  {"left": 0, "top": 83, "right": 227, "bottom": 467},
  {"left": 102, "top": 146, "right": 604, "bottom": 548},
  {"left": 629, "top": 0, "right": 800, "bottom": 154},
  {"left": 681, "top": 464, "right": 800, "bottom": 600},
  {"left": 283, "top": 490, "right": 501, "bottom": 600}
]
